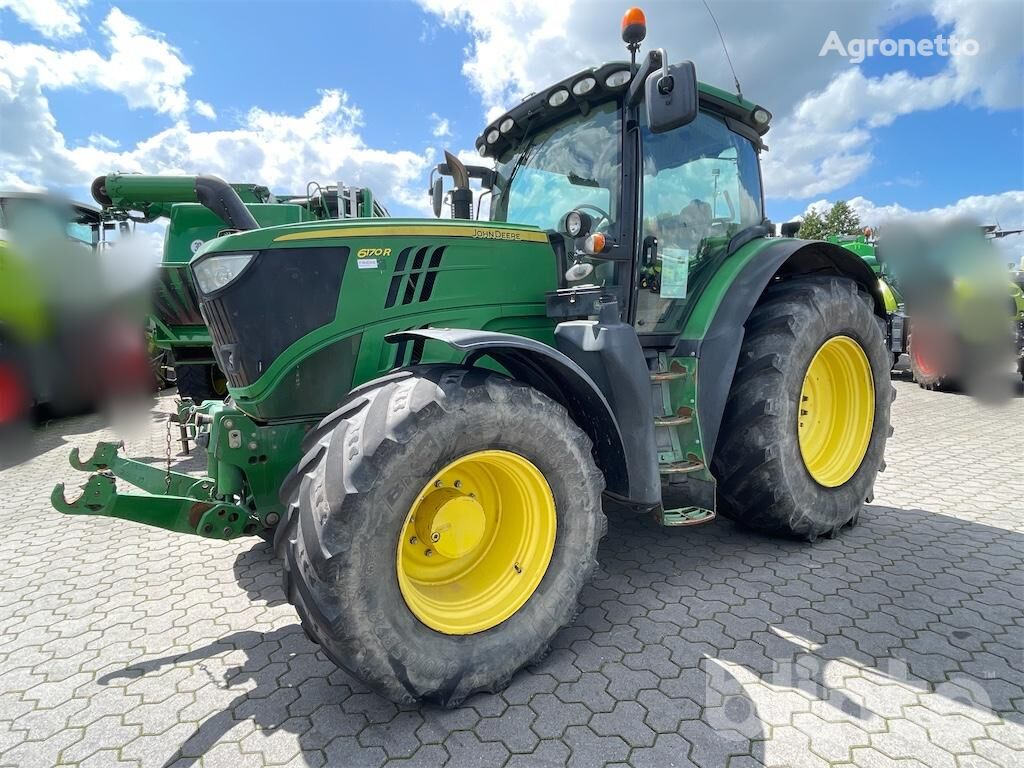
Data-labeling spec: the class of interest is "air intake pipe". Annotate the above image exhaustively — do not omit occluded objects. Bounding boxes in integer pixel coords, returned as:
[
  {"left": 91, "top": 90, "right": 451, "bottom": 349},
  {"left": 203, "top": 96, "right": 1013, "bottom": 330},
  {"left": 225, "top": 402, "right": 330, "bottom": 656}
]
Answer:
[{"left": 91, "top": 173, "right": 259, "bottom": 231}]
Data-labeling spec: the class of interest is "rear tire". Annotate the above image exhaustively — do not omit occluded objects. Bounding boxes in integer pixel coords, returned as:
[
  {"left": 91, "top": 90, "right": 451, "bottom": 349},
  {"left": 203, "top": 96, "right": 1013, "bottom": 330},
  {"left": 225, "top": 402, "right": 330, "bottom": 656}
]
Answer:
[
  {"left": 174, "top": 363, "right": 227, "bottom": 402},
  {"left": 280, "top": 366, "right": 606, "bottom": 705},
  {"left": 712, "top": 276, "right": 893, "bottom": 540}
]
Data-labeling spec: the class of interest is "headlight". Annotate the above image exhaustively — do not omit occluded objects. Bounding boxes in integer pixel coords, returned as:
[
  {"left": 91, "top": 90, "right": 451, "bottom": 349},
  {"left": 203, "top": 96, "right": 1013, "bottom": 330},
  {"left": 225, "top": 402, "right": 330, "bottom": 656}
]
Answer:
[
  {"left": 499, "top": 117, "right": 515, "bottom": 134},
  {"left": 193, "top": 252, "right": 254, "bottom": 293},
  {"left": 486, "top": 128, "right": 500, "bottom": 144},
  {"left": 565, "top": 211, "right": 583, "bottom": 237}
]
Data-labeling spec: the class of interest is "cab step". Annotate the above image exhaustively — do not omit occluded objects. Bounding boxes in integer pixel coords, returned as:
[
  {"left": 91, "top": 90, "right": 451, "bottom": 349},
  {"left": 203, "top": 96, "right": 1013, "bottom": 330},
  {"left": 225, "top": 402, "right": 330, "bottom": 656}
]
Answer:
[
  {"left": 654, "top": 408, "right": 693, "bottom": 427},
  {"left": 650, "top": 362, "right": 688, "bottom": 382},
  {"left": 655, "top": 506, "right": 716, "bottom": 526},
  {"left": 659, "top": 459, "right": 705, "bottom": 475}
]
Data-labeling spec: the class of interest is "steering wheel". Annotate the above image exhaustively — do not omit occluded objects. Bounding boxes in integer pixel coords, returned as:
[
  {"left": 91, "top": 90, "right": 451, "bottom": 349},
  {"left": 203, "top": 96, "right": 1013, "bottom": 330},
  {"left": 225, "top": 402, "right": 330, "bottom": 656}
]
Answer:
[{"left": 575, "top": 204, "right": 611, "bottom": 231}]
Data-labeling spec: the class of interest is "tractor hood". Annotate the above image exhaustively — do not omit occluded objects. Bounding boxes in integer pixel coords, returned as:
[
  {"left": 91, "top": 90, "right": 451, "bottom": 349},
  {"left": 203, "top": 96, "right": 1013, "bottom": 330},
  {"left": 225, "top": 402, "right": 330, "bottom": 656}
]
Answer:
[{"left": 190, "top": 218, "right": 558, "bottom": 420}]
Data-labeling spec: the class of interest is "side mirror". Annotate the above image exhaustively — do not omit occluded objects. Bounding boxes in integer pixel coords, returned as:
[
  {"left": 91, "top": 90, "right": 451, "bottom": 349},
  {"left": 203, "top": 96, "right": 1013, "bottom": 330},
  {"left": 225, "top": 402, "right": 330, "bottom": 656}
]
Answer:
[
  {"left": 431, "top": 177, "right": 444, "bottom": 218},
  {"left": 645, "top": 56, "right": 697, "bottom": 134}
]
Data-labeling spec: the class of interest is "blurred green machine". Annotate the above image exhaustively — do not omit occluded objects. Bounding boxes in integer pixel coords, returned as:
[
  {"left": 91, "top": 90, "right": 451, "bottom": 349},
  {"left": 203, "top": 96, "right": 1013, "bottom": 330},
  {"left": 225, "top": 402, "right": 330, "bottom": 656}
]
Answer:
[{"left": 91, "top": 174, "right": 388, "bottom": 399}]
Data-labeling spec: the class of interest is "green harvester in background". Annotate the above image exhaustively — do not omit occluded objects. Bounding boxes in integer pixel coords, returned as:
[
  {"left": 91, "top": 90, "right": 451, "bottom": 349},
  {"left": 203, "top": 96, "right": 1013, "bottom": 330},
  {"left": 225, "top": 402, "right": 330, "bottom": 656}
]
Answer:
[
  {"left": 825, "top": 232, "right": 904, "bottom": 368},
  {"left": 91, "top": 173, "right": 388, "bottom": 400},
  {"left": 54, "top": 8, "right": 897, "bottom": 705}
]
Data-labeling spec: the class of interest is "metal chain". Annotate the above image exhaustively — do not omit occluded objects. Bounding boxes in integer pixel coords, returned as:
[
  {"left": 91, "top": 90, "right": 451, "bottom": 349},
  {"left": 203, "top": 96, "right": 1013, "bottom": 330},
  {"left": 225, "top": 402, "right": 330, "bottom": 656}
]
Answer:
[{"left": 164, "top": 416, "right": 173, "bottom": 492}]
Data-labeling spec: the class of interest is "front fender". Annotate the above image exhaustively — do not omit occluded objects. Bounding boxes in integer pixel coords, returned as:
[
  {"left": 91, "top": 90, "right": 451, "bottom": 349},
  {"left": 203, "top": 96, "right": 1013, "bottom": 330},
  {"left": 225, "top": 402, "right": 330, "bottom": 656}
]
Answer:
[{"left": 386, "top": 328, "right": 635, "bottom": 501}]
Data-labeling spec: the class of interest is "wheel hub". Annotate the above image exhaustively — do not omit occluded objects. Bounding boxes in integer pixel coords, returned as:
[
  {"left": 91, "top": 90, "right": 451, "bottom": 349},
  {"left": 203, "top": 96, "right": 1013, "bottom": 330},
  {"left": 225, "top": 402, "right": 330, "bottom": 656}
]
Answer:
[
  {"left": 414, "top": 489, "right": 487, "bottom": 560},
  {"left": 798, "top": 335, "right": 875, "bottom": 488},
  {"left": 396, "top": 450, "right": 557, "bottom": 635}
]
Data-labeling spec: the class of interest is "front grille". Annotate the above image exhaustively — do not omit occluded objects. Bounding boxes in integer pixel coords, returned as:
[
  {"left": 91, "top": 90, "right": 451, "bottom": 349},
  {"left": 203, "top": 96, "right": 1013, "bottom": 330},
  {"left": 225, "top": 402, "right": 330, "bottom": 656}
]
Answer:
[
  {"left": 198, "top": 247, "right": 348, "bottom": 387},
  {"left": 153, "top": 266, "right": 204, "bottom": 326}
]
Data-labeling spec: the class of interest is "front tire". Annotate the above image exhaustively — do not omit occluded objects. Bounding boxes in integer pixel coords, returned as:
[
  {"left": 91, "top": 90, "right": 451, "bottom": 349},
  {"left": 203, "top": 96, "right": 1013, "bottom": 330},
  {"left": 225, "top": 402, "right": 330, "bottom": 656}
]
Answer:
[
  {"left": 712, "top": 276, "right": 893, "bottom": 540},
  {"left": 174, "top": 362, "right": 227, "bottom": 402},
  {"left": 280, "top": 366, "right": 605, "bottom": 705}
]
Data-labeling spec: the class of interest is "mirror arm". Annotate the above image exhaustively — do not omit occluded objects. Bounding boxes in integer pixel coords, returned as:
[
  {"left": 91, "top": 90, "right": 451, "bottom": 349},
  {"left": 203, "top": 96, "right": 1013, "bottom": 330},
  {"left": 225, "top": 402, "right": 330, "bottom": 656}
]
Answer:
[{"left": 627, "top": 49, "right": 663, "bottom": 107}]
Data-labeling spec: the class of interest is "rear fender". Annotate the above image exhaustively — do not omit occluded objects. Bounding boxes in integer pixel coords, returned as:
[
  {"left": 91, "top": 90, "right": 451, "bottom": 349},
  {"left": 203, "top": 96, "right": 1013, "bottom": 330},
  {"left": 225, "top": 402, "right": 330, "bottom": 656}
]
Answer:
[{"left": 681, "top": 238, "right": 885, "bottom": 462}]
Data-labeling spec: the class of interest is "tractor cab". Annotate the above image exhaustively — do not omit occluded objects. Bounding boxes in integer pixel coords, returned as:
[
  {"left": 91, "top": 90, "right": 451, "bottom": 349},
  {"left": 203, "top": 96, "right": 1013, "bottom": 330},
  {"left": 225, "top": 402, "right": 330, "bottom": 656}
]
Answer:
[{"left": 435, "top": 14, "right": 771, "bottom": 350}]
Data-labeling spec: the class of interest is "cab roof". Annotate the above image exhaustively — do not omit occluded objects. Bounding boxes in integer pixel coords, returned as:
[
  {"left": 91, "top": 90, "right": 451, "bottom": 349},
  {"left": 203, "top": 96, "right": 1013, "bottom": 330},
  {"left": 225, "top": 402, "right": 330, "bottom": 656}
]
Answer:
[{"left": 474, "top": 61, "right": 771, "bottom": 159}]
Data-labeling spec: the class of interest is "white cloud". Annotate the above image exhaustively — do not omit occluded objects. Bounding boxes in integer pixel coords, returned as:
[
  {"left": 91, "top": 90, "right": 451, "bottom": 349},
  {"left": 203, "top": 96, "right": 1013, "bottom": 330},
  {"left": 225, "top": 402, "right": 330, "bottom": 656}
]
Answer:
[
  {"left": 419, "top": 0, "right": 1023, "bottom": 202},
  {"left": 417, "top": 0, "right": 901, "bottom": 119},
  {"left": 0, "top": 8, "right": 192, "bottom": 116},
  {"left": 758, "top": 0, "right": 1023, "bottom": 199},
  {"left": 0, "top": 9, "right": 435, "bottom": 214},
  {"left": 802, "top": 191, "right": 1024, "bottom": 262},
  {"left": 430, "top": 112, "right": 452, "bottom": 138},
  {"left": 85, "top": 133, "right": 119, "bottom": 150},
  {"left": 193, "top": 99, "right": 217, "bottom": 120},
  {"left": 0, "top": 0, "right": 88, "bottom": 39}
]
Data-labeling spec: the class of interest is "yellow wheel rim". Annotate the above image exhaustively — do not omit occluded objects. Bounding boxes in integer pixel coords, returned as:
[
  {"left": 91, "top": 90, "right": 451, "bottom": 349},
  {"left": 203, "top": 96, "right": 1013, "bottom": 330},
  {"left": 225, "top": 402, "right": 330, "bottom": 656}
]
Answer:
[
  {"left": 396, "top": 450, "right": 556, "bottom": 635},
  {"left": 798, "top": 336, "right": 875, "bottom": 488}
]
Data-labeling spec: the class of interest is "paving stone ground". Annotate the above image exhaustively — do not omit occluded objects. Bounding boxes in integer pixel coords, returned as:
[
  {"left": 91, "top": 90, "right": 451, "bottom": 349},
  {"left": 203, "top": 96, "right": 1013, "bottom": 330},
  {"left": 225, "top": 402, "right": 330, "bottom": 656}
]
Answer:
[{"left": 1, "top": 373, "right": 1022, "bottom": 767}]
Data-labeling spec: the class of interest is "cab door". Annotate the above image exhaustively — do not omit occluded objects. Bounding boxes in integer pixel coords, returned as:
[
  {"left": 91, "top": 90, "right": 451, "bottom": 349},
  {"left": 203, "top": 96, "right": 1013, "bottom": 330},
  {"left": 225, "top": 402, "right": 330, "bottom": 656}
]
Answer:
[{"left": 633, "top": 110, "right": 764, "bottom": 342}]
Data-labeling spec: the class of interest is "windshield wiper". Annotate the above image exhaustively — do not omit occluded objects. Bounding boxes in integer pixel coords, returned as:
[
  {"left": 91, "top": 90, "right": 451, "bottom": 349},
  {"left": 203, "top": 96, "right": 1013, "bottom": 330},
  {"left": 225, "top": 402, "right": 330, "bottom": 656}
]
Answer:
[{"left": 567, "top": 172, "right": 599, "bottom": 188}]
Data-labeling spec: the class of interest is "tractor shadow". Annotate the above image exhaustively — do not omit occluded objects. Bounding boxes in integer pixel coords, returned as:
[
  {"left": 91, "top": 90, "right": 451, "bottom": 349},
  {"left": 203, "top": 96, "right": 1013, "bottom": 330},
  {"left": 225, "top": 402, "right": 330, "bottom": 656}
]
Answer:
[{"left": 96, "top": 502, "right": 1021, "bottom": 766}]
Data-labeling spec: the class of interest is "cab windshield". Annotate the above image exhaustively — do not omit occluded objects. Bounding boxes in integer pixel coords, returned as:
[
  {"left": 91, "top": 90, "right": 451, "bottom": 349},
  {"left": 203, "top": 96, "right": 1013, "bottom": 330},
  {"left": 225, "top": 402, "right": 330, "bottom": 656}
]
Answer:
[{"left": 490, "top": 101, "right": 621, "bottom": 233}]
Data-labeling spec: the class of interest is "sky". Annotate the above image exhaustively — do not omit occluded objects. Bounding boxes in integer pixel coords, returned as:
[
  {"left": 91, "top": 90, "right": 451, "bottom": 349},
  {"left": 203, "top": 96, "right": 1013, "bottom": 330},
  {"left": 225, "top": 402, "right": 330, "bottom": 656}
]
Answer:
[{"left": 1, "top": 0, "right": 1022, "bottom": 259}]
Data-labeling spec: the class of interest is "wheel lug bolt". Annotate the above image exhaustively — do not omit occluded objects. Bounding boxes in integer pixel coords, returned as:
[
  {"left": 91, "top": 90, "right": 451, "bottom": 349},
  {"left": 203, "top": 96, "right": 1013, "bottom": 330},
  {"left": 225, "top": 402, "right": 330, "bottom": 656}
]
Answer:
[
  {"left": 431, "top": 532, "right": 440, "bottom": 542},
  {"left": 434, "top": 480, "right": 443, "bottom": 488},
  {"left": 409, "top": 536, "right": 418, "bottom": 545},
  {"left": 424, "top": 548, "right": 433, "bottom": 557},
  {"left": 454, "top": 480, "right": 462, "bottom": 489}
]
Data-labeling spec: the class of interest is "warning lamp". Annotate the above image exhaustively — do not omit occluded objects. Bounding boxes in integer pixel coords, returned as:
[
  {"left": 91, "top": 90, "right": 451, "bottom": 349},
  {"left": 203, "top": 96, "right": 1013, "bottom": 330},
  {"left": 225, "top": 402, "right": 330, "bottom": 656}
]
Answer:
[
  {"left": 584, "top": 232, "right": 607, "bottom": 255},
  {"left": 621, "top": 7, "right": 647, "bottom": 49}
]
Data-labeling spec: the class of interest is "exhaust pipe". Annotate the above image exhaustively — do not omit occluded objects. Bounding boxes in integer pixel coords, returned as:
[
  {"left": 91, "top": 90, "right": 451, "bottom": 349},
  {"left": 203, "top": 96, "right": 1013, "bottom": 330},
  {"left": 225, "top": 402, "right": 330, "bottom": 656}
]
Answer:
[{"left": 443, "top": 151, "right": 473, "bottom": 221}]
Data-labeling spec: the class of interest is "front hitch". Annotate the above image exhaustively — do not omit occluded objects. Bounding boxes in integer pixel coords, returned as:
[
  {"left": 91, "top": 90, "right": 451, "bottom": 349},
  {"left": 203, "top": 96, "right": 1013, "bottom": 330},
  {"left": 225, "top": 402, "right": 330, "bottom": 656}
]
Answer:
[{"left": 52, "top": 440, "right": 252, "bottom": 539}]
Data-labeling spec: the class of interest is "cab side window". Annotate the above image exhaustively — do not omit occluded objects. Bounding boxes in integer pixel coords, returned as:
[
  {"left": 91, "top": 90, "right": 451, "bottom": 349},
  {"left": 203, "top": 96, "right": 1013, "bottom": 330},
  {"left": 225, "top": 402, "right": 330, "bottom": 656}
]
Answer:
[{"left": 635, "top": 111, "right": 762, "bottom": 333}]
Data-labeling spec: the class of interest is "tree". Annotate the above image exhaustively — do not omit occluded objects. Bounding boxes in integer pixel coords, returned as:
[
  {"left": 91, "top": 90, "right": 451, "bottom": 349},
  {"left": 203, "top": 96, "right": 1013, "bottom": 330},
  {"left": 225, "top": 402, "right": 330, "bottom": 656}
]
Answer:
[
  {"left": 825, "top": 200, "right": 862, "bottom": 236},
  {"left": 797, "top": 209, "right": 827, "bottom": 240},
  {"left": 796, "top": 201, "right": 863, "bottom": 241}
]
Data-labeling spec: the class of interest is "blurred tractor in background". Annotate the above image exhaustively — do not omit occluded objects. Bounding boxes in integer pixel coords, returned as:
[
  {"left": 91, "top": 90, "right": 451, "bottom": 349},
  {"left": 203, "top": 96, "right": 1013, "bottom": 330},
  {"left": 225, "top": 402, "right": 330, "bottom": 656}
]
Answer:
[
  {"left": 883, "top": 222, "right": 1020, "bottom": 393},
  {"left": 0, "top": 191, "right": 151, "bottom": 463}
]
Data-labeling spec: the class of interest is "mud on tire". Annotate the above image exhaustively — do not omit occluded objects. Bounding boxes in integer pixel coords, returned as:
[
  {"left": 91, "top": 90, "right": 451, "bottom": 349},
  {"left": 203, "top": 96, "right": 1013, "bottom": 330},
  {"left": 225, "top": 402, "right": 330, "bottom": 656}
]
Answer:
[{"left": 279, "top": 365, "right": 606, "bottom": 706}]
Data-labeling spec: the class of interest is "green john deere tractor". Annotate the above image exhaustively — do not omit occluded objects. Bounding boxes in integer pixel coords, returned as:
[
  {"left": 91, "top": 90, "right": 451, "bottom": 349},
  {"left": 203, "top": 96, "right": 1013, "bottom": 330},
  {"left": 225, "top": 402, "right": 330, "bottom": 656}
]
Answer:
[
  {"left": 54, "top": 10, "right": 893, "bottom": 705},
  {"left": 91, "top": 173, "right": 388, "bottom": 400}
]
